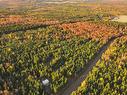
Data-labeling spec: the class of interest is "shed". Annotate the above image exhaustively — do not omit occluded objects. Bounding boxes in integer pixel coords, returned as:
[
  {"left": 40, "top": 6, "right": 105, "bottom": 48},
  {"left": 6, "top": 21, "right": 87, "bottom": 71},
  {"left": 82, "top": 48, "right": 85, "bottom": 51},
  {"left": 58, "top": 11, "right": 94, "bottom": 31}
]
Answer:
[{"left": 42, "top": 79, "right": 50, "bottom": 86}]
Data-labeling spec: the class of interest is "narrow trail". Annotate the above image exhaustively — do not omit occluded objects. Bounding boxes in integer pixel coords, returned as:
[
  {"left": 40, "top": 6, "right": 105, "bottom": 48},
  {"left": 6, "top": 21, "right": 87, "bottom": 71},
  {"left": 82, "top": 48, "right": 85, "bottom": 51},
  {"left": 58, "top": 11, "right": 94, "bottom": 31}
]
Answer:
[
  {"left": 56, "top": 35, "right": 125, "bottom": 95},
  {"left": 0, "top": 20, "right": 79, "bottom": 36},
  {"left": 0, "top": 24, "right": 50, "bottom": 36}
]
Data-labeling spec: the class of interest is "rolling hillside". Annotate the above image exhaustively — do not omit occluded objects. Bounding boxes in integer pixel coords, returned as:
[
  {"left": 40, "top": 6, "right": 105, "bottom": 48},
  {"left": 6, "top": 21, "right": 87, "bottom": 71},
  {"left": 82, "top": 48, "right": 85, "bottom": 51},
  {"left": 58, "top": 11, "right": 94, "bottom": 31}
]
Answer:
[{"left": 0, "top": 0, "right": 126, "bottom": 4}]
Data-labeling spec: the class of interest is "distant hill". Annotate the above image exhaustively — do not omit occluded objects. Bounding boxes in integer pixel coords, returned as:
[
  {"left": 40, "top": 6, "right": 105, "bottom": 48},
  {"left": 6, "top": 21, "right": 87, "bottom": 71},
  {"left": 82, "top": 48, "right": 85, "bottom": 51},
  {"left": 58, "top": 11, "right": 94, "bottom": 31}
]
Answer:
[
  {"left": 0, "top": 0, "right": 83, "bottom": 7},
  {"left": 0, "top": 0, "right": 126, "bottom": 6},
  {"left": 0, "top": 0, "right": 83, "bottom": 3}
]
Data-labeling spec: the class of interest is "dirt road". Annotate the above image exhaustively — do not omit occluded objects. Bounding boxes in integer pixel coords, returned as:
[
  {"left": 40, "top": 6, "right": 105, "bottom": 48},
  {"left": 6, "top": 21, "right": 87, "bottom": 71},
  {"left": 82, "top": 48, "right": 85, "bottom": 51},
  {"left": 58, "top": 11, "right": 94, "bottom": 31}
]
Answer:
[{"left": 56, "top": 37, "right": 117, "bottom": 95}]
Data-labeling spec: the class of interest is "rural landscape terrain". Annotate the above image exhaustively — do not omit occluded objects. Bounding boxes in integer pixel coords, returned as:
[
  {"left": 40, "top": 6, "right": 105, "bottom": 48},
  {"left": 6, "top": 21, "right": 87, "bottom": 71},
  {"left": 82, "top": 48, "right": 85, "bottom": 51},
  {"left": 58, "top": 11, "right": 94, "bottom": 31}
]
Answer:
[{"left": 0, "top": 0, "right": 127, "bottom": 95}]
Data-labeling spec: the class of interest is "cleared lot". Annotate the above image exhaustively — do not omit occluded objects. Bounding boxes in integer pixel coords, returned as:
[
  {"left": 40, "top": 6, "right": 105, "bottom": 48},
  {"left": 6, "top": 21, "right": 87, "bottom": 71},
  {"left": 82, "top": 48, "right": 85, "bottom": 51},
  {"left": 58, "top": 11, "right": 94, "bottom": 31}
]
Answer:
[{"left": 112, "top": 15, "right": 127, "bottom": 23}]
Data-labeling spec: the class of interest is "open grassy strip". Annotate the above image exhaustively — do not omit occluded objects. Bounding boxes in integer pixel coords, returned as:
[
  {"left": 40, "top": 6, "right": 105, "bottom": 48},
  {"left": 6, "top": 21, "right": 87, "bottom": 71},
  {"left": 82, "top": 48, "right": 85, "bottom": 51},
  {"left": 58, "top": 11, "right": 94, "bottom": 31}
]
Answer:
[{"left": 72, "top": 36, "right": 127, "bottom": 95}]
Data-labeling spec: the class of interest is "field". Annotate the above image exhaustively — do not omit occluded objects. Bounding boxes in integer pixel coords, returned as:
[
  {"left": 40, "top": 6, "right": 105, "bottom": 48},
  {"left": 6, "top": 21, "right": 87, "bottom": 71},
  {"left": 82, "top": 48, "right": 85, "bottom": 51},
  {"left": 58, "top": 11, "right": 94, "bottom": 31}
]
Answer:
[
  {"left": 72, "top": 36, "right": 127, "bottom": 95},
  {"left": 0, "top": 1, "right": 127, "bottom": 95}
]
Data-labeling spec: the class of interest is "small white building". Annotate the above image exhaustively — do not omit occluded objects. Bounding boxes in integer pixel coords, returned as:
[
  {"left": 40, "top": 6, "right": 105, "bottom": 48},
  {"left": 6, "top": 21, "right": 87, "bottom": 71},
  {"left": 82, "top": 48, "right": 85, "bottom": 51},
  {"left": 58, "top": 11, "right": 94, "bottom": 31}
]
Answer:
[{"left": 42, "top": 79, "right": 50, "bottom": 86}]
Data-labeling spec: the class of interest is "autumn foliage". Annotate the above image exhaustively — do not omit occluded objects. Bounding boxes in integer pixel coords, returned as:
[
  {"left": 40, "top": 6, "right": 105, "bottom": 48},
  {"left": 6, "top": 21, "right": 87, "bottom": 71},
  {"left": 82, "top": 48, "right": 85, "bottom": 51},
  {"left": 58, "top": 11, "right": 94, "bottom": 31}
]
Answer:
[
  {"left": 0, "top": 15, "right": 59, "bottom": 27},
  {"left": 59, "top": 22, "right": 120, "bottom": 42}
]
